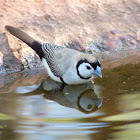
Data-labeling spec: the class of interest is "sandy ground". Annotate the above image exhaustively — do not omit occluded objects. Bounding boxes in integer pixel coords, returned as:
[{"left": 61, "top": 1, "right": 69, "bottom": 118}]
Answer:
[{"left": 1, "top": 0, "right": 140, "bottom": 45}]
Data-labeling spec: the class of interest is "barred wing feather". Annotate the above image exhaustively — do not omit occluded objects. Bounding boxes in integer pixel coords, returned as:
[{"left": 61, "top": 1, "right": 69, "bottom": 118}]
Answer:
[{"left": 42, "top": 43, "right": 66, "bottom": 77}]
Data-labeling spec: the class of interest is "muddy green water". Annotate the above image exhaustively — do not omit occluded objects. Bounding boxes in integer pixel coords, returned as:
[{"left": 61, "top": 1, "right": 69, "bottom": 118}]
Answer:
[{"left": 0, "top": 63, "right": 140, "bottom": 140}]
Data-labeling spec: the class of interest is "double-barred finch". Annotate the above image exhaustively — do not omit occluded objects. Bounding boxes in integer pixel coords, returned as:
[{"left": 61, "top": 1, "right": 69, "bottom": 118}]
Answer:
[{"left": 5, "top": 25, "right": 102, "bottom": 85}]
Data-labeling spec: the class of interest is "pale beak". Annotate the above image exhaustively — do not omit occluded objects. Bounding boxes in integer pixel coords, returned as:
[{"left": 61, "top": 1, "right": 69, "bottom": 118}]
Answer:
[{"left": 92, "top": 66, "right": 102, "bottom": 78}]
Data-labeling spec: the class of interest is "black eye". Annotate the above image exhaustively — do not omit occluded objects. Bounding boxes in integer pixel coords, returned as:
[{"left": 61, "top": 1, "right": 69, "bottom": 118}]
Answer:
[
  {"left": 86, "top": 66, "right": 91, "bottom": 70},
  {"left": 87, "top": 104, "right": 92, "bottom": 109}
]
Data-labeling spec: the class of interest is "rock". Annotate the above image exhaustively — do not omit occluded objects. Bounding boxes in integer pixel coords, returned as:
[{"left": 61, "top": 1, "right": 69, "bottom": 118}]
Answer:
[
  {"left": 1, "top": 0, "right": 140, "bottom": 45},
  {"left": 100, "top": 51, "right": 140, "bottom": 70},
  {"left": 0, "top": 0, "right": 140, "bottom": 74},
  {"left": 0, "top": 68, "right": 47, "bottom": 93},
  {"left": 0, "top": 33, "right": 43, "bottom": 74},
  {"left": 62, "top": 41, "right": 84, "bottom": 51},
  {"left": 86, "top": 34, "right": 140, "bottom": 54},
  {"left": 0, "top": 33, "right": 22, "bottom": 74}
]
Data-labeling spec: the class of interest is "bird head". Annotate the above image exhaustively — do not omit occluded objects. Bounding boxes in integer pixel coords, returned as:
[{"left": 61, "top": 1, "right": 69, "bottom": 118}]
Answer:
[{"left": 76, "top": 58, "right": 102, "bottom": 80}]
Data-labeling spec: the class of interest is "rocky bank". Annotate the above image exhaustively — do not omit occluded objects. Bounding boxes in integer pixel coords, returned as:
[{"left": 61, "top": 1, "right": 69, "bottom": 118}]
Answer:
[{"left": 0, "top": 0, "right": 140, "bottom": 74}]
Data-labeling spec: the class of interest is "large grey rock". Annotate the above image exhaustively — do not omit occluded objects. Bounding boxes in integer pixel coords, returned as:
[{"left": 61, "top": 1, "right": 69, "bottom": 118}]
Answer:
[{"left": 0, "top": 33, "right": 43, "bottom": 74}]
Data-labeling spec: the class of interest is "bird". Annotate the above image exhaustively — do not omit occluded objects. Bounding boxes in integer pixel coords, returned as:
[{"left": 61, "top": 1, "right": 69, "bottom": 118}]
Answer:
[{"left": 5, "top": 25, "right": 102, "bottom": 85}]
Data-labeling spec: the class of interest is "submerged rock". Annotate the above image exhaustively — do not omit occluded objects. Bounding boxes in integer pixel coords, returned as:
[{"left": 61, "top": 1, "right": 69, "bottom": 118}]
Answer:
[{"left": 0, "top": 68, "right": 47, "bottom": 94}]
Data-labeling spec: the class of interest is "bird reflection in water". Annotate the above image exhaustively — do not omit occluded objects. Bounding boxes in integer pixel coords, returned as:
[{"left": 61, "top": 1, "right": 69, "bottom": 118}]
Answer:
[{"left": 15, "top": 78, "right": 103, "bottom": 114}]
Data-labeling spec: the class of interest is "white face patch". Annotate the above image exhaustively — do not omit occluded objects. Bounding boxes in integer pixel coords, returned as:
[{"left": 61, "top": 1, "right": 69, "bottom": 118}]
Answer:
[{"left": 78, "top": 62, "right": 94, "bottom": 79}]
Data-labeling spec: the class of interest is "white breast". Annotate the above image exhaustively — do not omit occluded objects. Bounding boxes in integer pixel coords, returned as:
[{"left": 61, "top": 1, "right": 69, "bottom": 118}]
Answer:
[{"left": 42, "top": 58, "right": 62, "bottom": 83}]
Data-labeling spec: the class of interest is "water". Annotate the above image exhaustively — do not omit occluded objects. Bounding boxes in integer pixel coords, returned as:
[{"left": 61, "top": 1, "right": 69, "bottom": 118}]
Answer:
[{"left": 0, "top": 62, "right": 140, "bottom": 140}]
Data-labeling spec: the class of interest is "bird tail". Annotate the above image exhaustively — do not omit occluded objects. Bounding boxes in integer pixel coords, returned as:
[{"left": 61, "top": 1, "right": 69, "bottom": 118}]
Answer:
[{"left": 5, "top": 25, "right": 44, "bottom": 59}]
